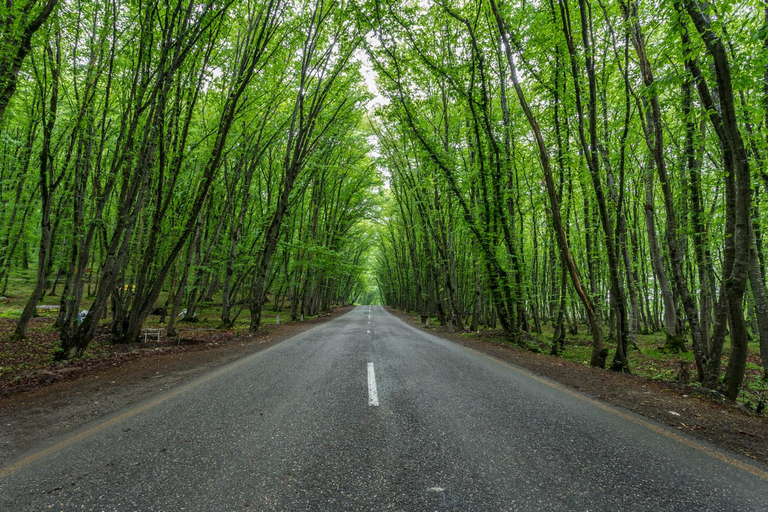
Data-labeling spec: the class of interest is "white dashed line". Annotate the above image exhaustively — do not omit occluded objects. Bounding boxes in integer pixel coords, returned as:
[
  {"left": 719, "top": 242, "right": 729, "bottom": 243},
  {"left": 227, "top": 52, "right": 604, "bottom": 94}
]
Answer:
[{"left": 367, "top": 362, "right": 379, "bottom": 406}]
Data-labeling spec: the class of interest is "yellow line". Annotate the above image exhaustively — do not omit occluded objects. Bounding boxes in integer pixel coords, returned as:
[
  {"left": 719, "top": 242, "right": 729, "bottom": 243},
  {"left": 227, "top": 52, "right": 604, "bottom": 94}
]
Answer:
[
  {"left": 464, "top": 346, "right": 768, "bottom": 482},
  {"left": 0, "top": 312, "right": 348, "bottom": 478},
  {"left": 0, "top": 313, "right": 350, "bottom": 479},
  {"left": 0, "top": 336, "right": 289, "bottom": 479}
]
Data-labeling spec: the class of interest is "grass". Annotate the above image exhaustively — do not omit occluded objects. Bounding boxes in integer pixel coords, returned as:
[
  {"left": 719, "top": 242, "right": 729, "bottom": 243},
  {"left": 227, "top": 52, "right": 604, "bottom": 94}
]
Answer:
[
  {"left": 557, "top": 328, "right": 765, "bottom": 412},
  {"left": 421, "top": 313, "right": 767, "bottom": 415},
  {"left": 0, "top": 272, "right": 331, "bottom": 384}
]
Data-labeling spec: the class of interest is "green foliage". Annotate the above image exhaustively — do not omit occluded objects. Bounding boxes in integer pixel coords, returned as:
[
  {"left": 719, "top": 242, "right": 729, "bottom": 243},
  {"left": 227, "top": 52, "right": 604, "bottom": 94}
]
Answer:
[
  {"left": 366, "top": 0, "right": 768, "bottom": 394},
  {"left": 0, "top": 0, "right": 766, "bottom": 402}
]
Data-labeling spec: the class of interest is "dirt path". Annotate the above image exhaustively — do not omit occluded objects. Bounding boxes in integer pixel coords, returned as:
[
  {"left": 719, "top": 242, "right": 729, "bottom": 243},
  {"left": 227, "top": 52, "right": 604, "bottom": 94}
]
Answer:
[
  {"left": 0, "top": 307, "right": 353, "bottom": 466},
  {"left": 385, "top": 307, "right": 768, "bottom": 468}
]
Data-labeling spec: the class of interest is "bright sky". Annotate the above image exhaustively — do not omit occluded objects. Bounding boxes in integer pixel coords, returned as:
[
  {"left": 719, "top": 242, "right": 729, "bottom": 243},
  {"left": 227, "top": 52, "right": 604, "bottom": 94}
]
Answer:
[
  {"left": 352, "top": 46, "right": 386, "bottom": 164},
  {"left": 353, "top": 33, "right": 389, "bottom": 112}
]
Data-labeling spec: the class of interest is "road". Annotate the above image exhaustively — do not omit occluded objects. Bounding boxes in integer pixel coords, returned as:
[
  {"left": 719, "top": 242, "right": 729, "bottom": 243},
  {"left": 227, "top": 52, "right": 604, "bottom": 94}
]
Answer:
[{"left": 1, "top": 306, "right": 767, "bottom": 510}]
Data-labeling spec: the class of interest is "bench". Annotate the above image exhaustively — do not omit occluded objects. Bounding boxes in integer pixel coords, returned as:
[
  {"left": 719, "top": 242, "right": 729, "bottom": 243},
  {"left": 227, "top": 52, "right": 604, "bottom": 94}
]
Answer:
[{"left": 142, "top": 328, "right": 161, "bottom": 342}]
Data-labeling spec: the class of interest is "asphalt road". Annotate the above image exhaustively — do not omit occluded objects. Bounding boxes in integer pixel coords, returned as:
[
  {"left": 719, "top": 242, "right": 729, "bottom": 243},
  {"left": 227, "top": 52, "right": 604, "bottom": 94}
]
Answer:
[{"left": 1, "top": 306, "right": 767, "bottom": 511}]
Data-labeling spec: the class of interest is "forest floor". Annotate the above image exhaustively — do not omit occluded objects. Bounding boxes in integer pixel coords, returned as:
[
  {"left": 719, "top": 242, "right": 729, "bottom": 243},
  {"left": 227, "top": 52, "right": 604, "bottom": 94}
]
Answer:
[
  {"left": 387, "top": 307, "right": 768, "bottom": 468},
  {"left": 0, "top": 305, "right": 353, "bottom": 464},
  {"left": 0, "top": 305, "right": 341, "bottom": 396}
]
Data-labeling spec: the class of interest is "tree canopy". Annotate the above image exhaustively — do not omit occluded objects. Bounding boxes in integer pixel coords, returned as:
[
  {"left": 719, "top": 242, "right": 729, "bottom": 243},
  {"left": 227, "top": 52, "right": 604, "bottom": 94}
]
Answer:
[{"left": 1, "top": 0, "right": 766, "bottom": 401}]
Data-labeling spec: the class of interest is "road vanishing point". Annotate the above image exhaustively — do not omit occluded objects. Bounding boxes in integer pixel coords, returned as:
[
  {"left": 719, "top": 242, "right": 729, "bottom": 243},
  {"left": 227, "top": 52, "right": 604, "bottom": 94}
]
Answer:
[{"left": 1, "top": 306, "right": 767, "bottom": 511}]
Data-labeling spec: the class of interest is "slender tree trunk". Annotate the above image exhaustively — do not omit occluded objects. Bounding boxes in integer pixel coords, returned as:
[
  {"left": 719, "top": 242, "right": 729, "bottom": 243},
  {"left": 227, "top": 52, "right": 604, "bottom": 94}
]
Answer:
[
  {"left": 560, "top": 0, "right": 629, "bottom": 371},
  {"left": 626, "top": 0, "right": 705, "bottom": 377},
  {"left": 0, "top": 0, "right": 59, "bottom": 124},
  {"left": 14, "top": 39, "right": 61, "bottom": 340},
  {"left": 684, "top": 0, "right": 754, "bottom": 399},
  {"left": 749, "top": 244, "right": 768, "bottom": 380},
  {"left": 168, "top": 215, "right": 204, "bottom": 337},
  {"left": 490, "top": 0, "right": 605, "bottom": 367},
  {"left": 643, "top": 158, "right": 682, "bottom": 350}
]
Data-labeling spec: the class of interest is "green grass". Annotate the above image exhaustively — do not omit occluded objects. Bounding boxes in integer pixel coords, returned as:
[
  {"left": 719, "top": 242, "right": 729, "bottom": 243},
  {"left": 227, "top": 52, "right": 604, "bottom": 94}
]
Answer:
[
  {"left": 0, "top": 308, "right": 23, "bottom": 318},
  {"left": 561, "top": 343, "right": 593, "bottom": 366},
  {"left": 416, "top": 312, "right": 766, "bottom": 415},
  {"left": 1, "top": 274, "right": 339, "bottom": 384}
]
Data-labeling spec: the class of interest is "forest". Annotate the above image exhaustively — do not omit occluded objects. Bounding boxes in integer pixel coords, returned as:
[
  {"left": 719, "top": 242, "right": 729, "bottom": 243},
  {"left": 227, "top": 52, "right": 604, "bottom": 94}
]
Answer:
[
  {"left": 368, "top": 0, "right": 768, "bottom": 403},
  {"left": 1, "top": 0, "right": 767, "bottom": 405},
  {"left": 0, "top": 0, "right": 381, "bottom": 363}
]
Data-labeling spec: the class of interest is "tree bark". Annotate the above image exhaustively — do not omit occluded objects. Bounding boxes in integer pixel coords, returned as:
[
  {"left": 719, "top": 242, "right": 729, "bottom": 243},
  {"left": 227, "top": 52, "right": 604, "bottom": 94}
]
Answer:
[
  {"left": 0, "top": 0, "right": 59, "bottom": 124},
  {"left": 490, "top": 0, "right": 605, "bottom": 366},
  {"left": 685, "top": 0, "right": 754, "bottom": 399},
  {"left": 14, "top": 38, "right": 61, "bottom": 340}
]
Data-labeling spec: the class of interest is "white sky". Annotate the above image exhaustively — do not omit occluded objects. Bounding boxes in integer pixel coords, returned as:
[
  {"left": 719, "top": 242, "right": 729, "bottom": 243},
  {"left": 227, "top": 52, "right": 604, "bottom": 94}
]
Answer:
[{"left": 353, "top": 33, "right": 389, "bottom": 112}]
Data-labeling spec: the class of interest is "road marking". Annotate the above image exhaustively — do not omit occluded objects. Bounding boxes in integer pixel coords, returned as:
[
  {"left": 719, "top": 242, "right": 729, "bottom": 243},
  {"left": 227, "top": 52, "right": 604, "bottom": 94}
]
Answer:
[{"left": 367, "top": 362, "right": 379, "bottom": 406}]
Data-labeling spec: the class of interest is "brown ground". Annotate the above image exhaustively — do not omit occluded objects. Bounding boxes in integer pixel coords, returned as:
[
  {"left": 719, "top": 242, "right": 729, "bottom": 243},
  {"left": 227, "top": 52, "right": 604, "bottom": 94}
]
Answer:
[
  {"left": 385, "top": 307, "right": 768, "bottom": 468},
  {"left": 0, "top": 306, "right": 353, "bottom": 466}
]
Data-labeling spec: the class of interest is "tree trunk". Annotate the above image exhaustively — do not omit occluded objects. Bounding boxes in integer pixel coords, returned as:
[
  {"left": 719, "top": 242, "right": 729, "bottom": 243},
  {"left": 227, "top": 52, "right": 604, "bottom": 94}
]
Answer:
[
  {"left": 625, "top": 0, "right": 705, "bottom": 377},
  {"left": 643, "top": 159, "right": 682, "bottom": 351},
  {"left": 0, "top": 0, "right": 59, "bottom": 124},
  {"left": 684, "top": 0, "right": 754, "bottom": 399},
  {"left": 13, "top": 39, "right": 61, "bottom": 340},
  {"left": 490, "top": 0, "right": 605, "bottom": 367}
]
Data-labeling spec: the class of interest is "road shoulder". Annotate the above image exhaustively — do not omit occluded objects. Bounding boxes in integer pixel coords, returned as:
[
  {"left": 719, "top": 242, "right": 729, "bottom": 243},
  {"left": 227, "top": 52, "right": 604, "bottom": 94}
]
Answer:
[
  {"left": 385, "top": 307, "right": 768, "bottom": 468},
  {"left": 0, "top": 306, "right": 354, "bottom": 465}
]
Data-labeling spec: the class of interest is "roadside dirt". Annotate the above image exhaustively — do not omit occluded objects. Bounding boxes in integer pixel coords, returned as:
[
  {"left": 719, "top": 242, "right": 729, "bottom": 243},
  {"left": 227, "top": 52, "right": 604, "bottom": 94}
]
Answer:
[
  {"left": 386, "top": 307, "right": 768, "bottom": 468},
  {"left": 0, "top": 306, "right": 353, "bottom": 466}
]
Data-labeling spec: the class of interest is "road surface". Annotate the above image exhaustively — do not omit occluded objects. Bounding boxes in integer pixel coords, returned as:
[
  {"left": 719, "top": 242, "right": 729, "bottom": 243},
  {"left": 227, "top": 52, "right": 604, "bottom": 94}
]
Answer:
[{"left": 1, "top": 306, "right": 767, "bottom": 510}]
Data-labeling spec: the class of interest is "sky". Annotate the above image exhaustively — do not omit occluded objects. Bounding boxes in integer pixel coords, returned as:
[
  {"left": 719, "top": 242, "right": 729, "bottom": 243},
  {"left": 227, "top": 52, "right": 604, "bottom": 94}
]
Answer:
[{"left": 353, "top": 33, "right": 390, "bottom": 112}]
